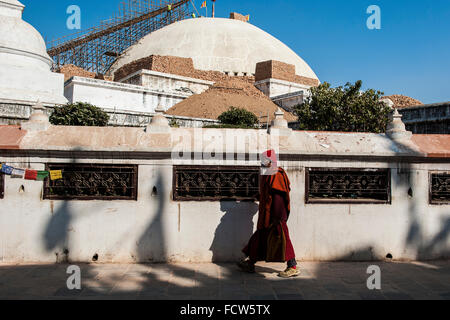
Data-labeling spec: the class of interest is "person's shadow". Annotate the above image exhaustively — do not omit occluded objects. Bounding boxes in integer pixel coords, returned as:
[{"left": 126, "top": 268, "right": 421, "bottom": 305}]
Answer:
[
  {"left": 136, "top": 171, "right": 167, "bottom": 263},
  {"left": 43, "top": 201, "right": 72, "bottom": 263},
  {"left": 209, "top": 201, "right": 258, "bottom": 262}
]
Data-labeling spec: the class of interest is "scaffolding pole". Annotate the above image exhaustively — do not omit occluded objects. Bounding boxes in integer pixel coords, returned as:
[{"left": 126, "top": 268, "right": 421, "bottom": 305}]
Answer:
[{"left": 47, "top": 0, "right": 193, "bottom": 75}]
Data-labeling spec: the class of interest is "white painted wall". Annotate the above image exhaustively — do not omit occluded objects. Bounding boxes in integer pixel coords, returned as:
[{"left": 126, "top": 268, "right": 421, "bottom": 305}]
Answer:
[
  {"left": 64, "top": 77, "right": 188, "bottom": 113},
  {"left": 119, "top": 70, "right": 213, "bottom": 95},
  {"left": 272, "top": 92, "right": 305, "bottom": 110},
  {"left": 0, "top": 158, "right": 448, "bottom": 264},
  {"left": 255, "top": 78, "right": 312, "bottom": 99}
]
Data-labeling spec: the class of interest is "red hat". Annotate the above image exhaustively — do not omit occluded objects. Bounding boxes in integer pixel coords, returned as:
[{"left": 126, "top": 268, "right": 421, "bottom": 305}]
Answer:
[
  {"left": 261, "top": 149, "right": 277, "bottom": 165},
  {"left": 260, "top": 149, "right": 278, "bottom": 175}
]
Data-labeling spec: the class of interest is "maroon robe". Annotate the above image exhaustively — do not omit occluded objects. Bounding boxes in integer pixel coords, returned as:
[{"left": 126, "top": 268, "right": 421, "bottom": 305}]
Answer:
[{"left": 242, "top": 169, "right": 296, "bottom": 263}]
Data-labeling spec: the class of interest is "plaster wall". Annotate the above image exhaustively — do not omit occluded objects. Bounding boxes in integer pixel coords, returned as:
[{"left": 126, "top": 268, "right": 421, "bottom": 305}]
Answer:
[
  {"left": 272, "top": 92, "right": 305, "bottom": 110},
  {"left": 255, "top": 78, "right": 311, "bottom": 99},
  {"left": 0, "top": 126, "right": 448, "bottom": 263},
  {"left": 0, "top": 157, "right": 448, "bottom": 264},
  {"left": 119, "top": 70, "right": 213, "bottom": 95},
  {"left": 0, "top": 102, "right": 219, "bottom": 127},
  {"left": 64, "top": 77, "right": 188, "bottom": 113}
]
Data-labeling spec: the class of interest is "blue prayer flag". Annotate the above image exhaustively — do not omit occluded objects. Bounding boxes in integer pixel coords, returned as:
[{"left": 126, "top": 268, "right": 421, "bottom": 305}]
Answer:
[{"left": 1, "top": 164, "right": 13, "bottom": 175}]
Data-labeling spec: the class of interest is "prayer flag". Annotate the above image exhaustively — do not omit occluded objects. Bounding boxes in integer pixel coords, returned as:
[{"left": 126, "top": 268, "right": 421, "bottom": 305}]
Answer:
[
  {"left": 201, "top": 1, "right": 207, "bottom": 8},
  {"left": 246, "top": 14, "right": 250, "bottom": 21},
  {"left": 11, "top": 168, "right": 25, "bottom": 179},
  {"left": 37, "top": 171, "right": 49, "bottom": 181},
  {"left": 50, "top": 170, "right": 63, "bottom": 181},
  {"left": 168, "top": 4, "right": 172, "bottom": 11},
  {"left": 24, "top": 169, "right": 38, "bottom": 180},
  {"left": 1, "top": 164, "right": 13, "bottom": 175}
]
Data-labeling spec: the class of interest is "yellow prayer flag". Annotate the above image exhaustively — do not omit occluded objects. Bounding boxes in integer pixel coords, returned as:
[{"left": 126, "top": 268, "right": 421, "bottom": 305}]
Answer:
[{"left": 50, "top": 170, "right": 63, "bottom": 181}]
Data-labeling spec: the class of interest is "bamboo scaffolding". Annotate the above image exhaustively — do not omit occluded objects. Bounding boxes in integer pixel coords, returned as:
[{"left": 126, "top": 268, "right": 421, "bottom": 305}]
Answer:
[{"left": 47, "top": 0, "right": 192, "bottom": 74}]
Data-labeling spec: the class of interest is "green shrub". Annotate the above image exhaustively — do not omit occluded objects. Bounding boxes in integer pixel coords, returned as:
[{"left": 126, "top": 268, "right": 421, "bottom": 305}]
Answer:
[
  {"left": 50, "top": 102, "right": 109, "bottom": 126},
  {"left": 215, "top": 107, "right": 258, "bottom": 128},
  {"left": 294, "top": 80, "right": 391, "bottom": 133},
  {"left": 169, "top": 119, "right": 181, "bottom": 128}
]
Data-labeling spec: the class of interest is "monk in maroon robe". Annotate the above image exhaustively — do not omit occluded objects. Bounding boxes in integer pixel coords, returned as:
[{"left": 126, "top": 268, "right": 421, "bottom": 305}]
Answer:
[{"left": 238, "top": 150, "right": 299, "bottom": 278}]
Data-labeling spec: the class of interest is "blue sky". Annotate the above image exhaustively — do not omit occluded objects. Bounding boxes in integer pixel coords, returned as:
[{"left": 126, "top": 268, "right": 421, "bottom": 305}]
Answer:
[{"left": 21, "top": 0, "right": 450, "bottom": 103}]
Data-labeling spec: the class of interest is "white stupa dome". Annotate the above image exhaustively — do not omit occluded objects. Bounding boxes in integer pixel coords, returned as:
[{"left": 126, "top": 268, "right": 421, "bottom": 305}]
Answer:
[
  {"left": 0, "top": 0, "right": 66, "bottom": 105},
  {"left": 109, "top": 17, "right": 319, "bottom": 80},
  {"left": 0, "top": 0, "right": 23, "bottom": 18},
  {"left": 0, "top": 0, "right": 52, "bottom": 67}
]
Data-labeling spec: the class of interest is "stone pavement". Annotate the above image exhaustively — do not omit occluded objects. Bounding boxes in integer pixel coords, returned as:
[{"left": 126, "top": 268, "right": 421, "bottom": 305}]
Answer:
[{"left": 0, "top": 261, "right": 449, "bottom": 300}]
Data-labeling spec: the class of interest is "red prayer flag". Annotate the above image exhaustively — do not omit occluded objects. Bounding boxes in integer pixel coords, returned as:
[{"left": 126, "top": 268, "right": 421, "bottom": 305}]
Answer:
[{"left": 24, "top": 169, "right": 38, "bottom": 180}]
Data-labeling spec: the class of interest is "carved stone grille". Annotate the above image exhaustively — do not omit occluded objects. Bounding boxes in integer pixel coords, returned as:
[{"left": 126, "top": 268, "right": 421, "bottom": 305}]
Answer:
[
  {"left": 173, "top": 166, "right": 260, "bottom": 201},
  {"left": 0, "top": 173, "right": 4, "bottom": 199},
  {"left": 430, "top": 172, "right": 450, "bottom": 204},
  {"left": 44, "top": 164, "right": 138, "bottom": 200},
  {"left": 306, "top": 168, "right": 391, "bottom": 204}
]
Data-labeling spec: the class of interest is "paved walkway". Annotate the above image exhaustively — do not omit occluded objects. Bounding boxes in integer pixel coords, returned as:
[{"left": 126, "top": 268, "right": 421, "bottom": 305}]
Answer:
[{"left": 0, "top": 261, "right": 449, "bottom": 300}]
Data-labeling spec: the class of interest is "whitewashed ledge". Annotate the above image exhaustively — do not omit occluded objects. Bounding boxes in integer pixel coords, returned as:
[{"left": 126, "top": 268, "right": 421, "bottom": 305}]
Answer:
[
  {"left": 64, "top": 76, "right": 190, "bottom": 114},
  {"left": 0, "top": 101, "right": 219, "bottom": 128}
]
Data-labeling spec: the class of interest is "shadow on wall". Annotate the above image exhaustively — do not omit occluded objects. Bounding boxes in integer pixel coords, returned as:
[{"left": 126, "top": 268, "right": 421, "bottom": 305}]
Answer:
[
  {"left": 386, "top": 136, "right": 450, "bottom": 261},
  {"left": 135, "top": 172, "right": 260, "bottom": 263},
  {"left": 209, "top": 201, "right": 258, "bottom": 262},
  {"left": 43, "top": 201, "right": 73, "bottom": 263},
  {"left": 417, "top": 217, "right": 450, "bottom": 260},
  {"left": 41, "top": 149, "right": 85, "bottom": 263},
  {"left": 37, "top": 138, "right": 449, "bottom": 264},
  {"left": 136, "top": 170, "right": 167, "bottom": 263}
]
